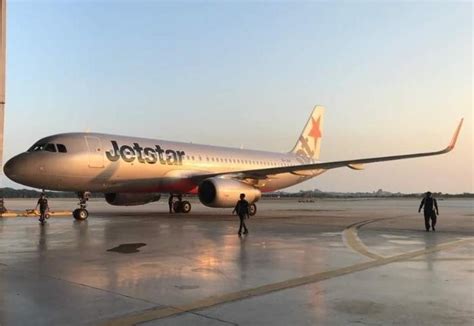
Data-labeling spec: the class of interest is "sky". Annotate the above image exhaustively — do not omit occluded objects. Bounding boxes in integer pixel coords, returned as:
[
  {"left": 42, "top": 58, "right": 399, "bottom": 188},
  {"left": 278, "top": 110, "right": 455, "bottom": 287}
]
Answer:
[{"left": 4, "top": 0, "right": 473, "bottom": 193}]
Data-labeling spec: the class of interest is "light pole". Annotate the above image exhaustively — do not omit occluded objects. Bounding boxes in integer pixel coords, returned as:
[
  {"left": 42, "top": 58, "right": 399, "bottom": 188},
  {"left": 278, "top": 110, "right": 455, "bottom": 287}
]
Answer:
[{"left": 0, "top": 0, "right": 7, "bottom": 213}]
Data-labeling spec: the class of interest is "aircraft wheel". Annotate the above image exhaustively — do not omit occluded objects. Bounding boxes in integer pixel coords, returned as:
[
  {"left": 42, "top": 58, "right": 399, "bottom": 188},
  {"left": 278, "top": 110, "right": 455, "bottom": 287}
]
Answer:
[
  {"left": 181, "top": 201, "right": 191, "bottom": 213},
  {"left": 73, "top": 208, "right": 89, "bottom": 220},
  {"left": 249, "top": 204, "right": 257, "bottom": 216}
]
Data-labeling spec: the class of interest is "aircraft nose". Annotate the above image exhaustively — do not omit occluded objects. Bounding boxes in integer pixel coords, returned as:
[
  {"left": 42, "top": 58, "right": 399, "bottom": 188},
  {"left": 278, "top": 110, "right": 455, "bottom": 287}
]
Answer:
[{"left": 4, "top": 154, "right": 29, "bottom": 182}]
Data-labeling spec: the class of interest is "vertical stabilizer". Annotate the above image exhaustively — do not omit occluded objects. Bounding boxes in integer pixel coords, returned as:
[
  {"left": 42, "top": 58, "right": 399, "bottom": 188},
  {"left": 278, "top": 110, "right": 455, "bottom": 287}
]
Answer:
[{"left": 290, "top": 105, "right": 324, "bottom": 162}]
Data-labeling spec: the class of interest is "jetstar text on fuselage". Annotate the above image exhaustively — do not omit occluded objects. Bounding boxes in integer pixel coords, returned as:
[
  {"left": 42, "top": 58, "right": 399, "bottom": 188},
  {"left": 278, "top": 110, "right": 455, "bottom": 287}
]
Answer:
[{"left": 105, "top": 141, "right": 186, "bottom": 165}]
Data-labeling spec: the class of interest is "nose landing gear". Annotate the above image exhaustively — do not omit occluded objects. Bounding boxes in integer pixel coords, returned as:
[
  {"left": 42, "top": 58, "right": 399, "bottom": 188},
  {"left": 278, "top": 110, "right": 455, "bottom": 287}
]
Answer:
[{"left": 73, "top": 192, "right": 90, "bottom": 220}]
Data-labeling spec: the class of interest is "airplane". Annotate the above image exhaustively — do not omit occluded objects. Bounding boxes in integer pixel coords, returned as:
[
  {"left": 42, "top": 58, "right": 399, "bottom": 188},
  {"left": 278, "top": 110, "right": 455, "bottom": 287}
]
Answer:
[{"left": 3, "top": 106, "right": 463, "bottom": 220}]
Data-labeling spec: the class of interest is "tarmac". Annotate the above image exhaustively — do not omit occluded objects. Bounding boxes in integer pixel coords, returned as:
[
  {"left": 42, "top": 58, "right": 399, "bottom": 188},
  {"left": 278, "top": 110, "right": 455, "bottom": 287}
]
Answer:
[{"left": 0, "top": 197, "right": 472, "bottom": 326}]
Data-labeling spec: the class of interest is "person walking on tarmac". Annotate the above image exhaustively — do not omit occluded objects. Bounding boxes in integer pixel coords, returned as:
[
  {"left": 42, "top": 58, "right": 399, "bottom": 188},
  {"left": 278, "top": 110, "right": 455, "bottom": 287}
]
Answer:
[
  {"left": 233, "top": 193, "right": 249, "bottom": 236},
  {"left": 168, "top": 194, "right": 174, "bottom": 213},
  {"left": 418, "top": 191, "right": 439, "bottom": 232},
  {"left": 35, "top": 192, "right": 49, "bottom": 225}
]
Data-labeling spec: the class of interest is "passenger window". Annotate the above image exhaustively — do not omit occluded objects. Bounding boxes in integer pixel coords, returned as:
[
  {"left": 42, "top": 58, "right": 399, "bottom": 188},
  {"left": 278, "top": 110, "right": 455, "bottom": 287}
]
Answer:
[
  {"left": 44, "top": 143, "right": 56, "bottom": 152},
  {"left": 57, "top": 144, "right": 67, "bottom": 153}
]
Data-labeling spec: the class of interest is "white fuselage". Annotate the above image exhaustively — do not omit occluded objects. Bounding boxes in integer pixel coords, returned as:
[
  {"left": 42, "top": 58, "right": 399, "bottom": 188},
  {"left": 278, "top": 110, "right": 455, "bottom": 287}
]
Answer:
[{"left": 4, "top": 133, "right": 326, "bottom": 194}]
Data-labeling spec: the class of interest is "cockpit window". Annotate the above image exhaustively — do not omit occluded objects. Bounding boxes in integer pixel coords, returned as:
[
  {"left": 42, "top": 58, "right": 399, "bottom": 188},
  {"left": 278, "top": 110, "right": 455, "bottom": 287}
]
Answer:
[
  {"left": 44, "top": 143, "right": 57, "bottom": 152},
  {"left": 29, "top": 143, "right": 47, "bottom": 152},
  {"left": 57, "top": 144, "right": 67, "bottom": 153},
  {"left": 28, "top": 143, "right": 61, "bottom": 153}
]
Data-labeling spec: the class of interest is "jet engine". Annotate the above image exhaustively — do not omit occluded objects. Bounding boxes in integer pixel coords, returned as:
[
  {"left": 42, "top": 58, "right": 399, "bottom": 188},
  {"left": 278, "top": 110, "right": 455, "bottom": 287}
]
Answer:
[
  {"left": 198, "top": 178, "right": 261, "bottom": 208},
  {"left": 105, "top": 192, "right": 161, "bottom": 206}
]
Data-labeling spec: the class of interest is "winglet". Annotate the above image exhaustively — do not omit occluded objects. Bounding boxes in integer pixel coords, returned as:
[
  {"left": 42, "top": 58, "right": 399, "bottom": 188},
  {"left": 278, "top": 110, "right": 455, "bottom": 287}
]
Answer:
[{"left": 446, "top": 118, "right": 463, "bottom": 152}]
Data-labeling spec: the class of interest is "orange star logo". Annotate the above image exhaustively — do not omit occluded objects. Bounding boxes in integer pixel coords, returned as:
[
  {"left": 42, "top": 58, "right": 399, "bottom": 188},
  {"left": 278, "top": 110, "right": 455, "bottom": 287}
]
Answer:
[{"left": 308, "top": 117, "right": 322, "bottom": 139}]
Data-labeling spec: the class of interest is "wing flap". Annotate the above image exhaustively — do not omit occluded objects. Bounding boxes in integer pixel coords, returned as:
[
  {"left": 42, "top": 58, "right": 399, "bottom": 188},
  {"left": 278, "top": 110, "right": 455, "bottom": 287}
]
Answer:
[{"left": 347, "top": 164, "right": 365, "bottom": 170}]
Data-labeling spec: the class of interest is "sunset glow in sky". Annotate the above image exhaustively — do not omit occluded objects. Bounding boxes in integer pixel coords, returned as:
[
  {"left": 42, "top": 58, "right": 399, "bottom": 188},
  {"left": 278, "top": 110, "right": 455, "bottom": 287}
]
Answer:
[{"left": 5, "top": 1, "right": 473, "bottom": 193}]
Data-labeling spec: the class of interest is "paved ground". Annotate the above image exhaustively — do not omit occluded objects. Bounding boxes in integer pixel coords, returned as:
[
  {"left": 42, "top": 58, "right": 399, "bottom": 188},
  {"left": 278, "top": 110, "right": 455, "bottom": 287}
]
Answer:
[{"left": 0, "top": 198, "right": 472, "bottom": 326}]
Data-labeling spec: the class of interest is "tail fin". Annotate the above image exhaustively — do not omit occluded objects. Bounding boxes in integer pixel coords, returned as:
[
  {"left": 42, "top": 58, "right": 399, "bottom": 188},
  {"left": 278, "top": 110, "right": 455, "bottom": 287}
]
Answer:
[{"left": 290, "top": 105, "right": 324, "bottom": 162}]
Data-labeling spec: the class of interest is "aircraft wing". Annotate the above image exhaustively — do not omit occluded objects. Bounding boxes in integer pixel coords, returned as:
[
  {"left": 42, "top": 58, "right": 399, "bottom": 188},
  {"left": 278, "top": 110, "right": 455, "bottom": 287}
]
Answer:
[{"left": 192, "top": 119, "right": 463, "bottom": 181}]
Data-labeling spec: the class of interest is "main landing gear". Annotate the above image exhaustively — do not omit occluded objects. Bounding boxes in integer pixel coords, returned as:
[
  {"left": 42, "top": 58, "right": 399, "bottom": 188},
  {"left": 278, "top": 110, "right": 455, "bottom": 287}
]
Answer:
[
  {"left": 173, "top": 200, "right": 192, "bottom": 213},
  {"left": 249, "top": 203, "right": 257, "bottom": 216},
  {"left": 73, "top": 191, "right": 90, "bottom": 221},
  {"left": 170, "top": 194, "right": 192, "bottom": 214}
]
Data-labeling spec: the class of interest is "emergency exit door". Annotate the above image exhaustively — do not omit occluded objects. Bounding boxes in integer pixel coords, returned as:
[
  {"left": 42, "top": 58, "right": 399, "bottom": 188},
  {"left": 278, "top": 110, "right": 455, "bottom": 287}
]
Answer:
[{"left": 85, "top": 136, "right": 104, "bottom": 168}]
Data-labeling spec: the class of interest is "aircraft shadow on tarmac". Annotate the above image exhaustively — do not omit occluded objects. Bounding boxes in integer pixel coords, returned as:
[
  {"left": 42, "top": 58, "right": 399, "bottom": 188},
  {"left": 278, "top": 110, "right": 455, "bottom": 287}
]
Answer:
[{"left": 106, "top": 243, "right": 147, "bottom": 254}]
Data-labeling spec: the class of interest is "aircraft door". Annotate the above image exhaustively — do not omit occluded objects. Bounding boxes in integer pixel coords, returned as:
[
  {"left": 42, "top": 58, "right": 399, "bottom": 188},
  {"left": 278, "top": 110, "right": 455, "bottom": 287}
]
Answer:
[{"left": 85, "top": 136, "right": 104, "bottom": 168}]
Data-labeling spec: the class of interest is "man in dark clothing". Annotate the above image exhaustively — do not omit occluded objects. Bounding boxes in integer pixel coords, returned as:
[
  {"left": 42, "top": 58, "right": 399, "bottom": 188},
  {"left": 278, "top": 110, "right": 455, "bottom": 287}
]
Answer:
[
  {"left": 35, "top": 193, "right": 49, "bottom": 224},
  {"left": 419, "top": 191, "right": 439, "bottom": 231},
  {"left": 168, "top": 194, "right": 174, "bottom": 213},
  {"left": 233, "top": 193, "right": 249, "bottom": 236}
]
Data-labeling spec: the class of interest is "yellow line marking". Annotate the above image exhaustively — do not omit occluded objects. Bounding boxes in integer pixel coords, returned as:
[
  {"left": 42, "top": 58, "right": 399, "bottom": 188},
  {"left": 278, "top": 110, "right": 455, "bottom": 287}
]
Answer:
[
  {"left": 409, "top": 257, "right": 474, "bottom": 262},
  {"left": 342, "top": 216, "right": 417, "bottom": 260},
  {"left": 101, "top": 237, "right": 474, "bottom": 326},
  {"left": 0, "top": 210, "right": 72, "bottom": 218},
  {"left": 342, "top": 217, "right": 399, "bottom": 260}
]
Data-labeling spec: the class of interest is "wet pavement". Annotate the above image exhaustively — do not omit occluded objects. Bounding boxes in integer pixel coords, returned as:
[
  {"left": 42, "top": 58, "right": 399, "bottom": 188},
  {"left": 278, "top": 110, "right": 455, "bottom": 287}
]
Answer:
[{"left": 0, "top": 198, "right": 472, "bottom": 325}]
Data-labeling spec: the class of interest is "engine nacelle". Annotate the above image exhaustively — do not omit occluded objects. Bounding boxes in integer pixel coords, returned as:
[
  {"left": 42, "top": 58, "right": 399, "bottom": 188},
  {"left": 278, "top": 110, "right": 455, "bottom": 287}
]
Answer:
[
  {"left": 105, "top": 192, "right": 161, "bottom": 206},
  {"left": 198, "top": 178, "right": 261, "bottom": 208}
]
